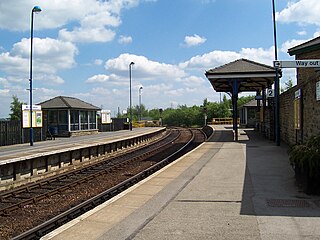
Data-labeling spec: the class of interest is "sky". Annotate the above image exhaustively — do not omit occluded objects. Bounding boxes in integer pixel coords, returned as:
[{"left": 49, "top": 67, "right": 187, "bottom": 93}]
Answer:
[{"left": 1, "top": 0, "right": 320, "bottom": 118}]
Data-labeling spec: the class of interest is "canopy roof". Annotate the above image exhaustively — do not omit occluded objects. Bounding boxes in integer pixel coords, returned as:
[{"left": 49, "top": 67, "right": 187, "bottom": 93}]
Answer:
[
  {"left": 205, "top": 58, "right": 278, "bottom": 93},
  {"left": 288, "top": 36, "right": 320, "bottom": 56}
]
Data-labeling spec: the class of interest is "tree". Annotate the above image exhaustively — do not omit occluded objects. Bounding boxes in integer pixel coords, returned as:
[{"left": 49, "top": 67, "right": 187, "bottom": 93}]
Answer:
[
  {"left": 10, "top": 95, "right": 23, "bottom": 120},
  {"left": 281, "top": 78, "right": 294, "bottom": 93},
  {"left": 238, "top": 95, "right": 255, "bottom": 107}
]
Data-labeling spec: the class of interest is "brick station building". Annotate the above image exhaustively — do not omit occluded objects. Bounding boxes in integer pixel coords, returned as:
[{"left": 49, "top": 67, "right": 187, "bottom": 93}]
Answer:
[{"left": 280, "top": 36, "right": 320, "bottom": 145}]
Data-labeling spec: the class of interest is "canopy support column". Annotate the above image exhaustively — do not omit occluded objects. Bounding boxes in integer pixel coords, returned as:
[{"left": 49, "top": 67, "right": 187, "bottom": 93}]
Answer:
[{"left": 232, "top": 79, "right": 240, "bottom": 141}]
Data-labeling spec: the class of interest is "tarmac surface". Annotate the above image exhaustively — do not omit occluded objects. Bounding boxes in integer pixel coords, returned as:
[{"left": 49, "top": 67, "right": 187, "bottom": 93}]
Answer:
[{"left": 42, "top": 125, "right": 320, "bottom": 240}]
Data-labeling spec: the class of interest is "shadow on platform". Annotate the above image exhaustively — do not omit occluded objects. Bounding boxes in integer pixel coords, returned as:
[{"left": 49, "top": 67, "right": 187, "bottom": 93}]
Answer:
[{"left": 239, "top": 129, "right": 320, "bottom": 218}]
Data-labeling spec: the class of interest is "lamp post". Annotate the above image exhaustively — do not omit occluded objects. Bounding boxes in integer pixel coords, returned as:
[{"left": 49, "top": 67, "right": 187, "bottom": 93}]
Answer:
[
  {"left": 129, "top": 62, "right": 134, "bottom": 131},
  {"left": 139, "top": 86, "right": 143, "bottom": 121},
  {"left": 29, "top": 5, "right": 42, "bottom": 146},
  {"left": 272, "top": 0, "right": 280, "bottom": 146}
]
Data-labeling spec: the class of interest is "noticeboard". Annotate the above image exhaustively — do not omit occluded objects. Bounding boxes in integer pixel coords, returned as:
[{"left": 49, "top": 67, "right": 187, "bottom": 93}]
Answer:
[
  {"left": 101, "top": 110, "right": 112, "bottom": 124},
  {"left": 294, "top": 99, "right": 301, "bottom": 130},
  {"left": 22, "top": 105, "right": 43, "bottom": 128}
]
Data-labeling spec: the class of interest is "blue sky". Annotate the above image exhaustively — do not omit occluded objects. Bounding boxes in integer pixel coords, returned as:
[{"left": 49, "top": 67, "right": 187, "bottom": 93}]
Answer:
[{"left": 1, "top": 0, "right": 320, "bottom": 118}]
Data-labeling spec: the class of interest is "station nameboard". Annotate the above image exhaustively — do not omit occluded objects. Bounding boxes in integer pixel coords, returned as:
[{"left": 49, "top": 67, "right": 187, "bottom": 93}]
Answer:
[{"left": 274, "top": 60, "right": 320, "bottom": 68}]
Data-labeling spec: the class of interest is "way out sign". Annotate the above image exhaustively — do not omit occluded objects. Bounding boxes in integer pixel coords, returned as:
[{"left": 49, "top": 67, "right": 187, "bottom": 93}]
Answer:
[{"left": 274, "top": 60, "right": 320, "bottom": 68}]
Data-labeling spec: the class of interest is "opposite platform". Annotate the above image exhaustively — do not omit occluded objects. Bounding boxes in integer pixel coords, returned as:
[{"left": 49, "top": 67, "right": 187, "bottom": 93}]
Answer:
[
  {"left": 0, "top": 127, "right": 164, "bottom": 164},
  {"left": 43, "top": 125, "right": 320, "bottom": 240}
]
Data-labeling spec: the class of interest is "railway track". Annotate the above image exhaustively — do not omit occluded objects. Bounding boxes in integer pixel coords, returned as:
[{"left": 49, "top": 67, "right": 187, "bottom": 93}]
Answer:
[{"left": 0, "top": 127, "right": 207, "bottom": 240}]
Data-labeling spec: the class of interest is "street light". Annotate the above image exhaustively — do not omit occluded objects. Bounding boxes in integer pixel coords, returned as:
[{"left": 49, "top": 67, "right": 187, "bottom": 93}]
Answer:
[
  {"left": 139, "top": 86, "right": 143, "bottom": 121},
  {"left": 272, "top": 0, "right": 280, "bottom": 146},
  {"left": 29, "top": 5, "right": 42, "bottom": 146},
  {"left": 129, "top": 62, "right": 134, "bottom": 131}
]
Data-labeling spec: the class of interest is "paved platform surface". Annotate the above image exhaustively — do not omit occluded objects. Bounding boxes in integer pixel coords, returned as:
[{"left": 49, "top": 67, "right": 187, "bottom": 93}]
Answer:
[
  {"left": 43, "top": 125, "right": 320, "bottom": 240},
  {"left": 0, "top": 127, "right": 164, "bottom": 164}
]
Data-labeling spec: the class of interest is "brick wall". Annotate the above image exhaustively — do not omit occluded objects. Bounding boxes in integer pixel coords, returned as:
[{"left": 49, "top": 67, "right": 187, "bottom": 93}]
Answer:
[
  {"left": 279, "top": 49, "right": 320, "bottom": 145},
  {"left": 279, "top": 86, "right": 298, "bottom": 144}
]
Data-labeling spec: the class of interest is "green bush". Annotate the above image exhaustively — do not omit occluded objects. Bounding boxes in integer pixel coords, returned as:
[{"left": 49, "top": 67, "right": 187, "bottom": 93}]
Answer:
[
  {"left": 289, "top": 135, "right": 320, "bottom": 177},
  {"left": 288, "top": 135, "right": 320, "bottom": 194}
]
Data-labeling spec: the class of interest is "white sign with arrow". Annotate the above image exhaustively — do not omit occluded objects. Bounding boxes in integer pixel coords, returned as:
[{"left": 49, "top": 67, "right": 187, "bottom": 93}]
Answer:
[{"left": 274, "top": 60, "right": 320, "bottom": 68}]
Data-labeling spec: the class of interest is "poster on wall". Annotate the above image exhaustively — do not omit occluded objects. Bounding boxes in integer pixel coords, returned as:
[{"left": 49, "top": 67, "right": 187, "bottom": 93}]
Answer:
[
  {"left": 294, "top": 89, "right": 301, "bottom": 130},
  {"left": 22, "top": 105, "right": 43, "bottom": 128},
  {"left": 316, "top": 81, "right": 320, "bottom": 101}
]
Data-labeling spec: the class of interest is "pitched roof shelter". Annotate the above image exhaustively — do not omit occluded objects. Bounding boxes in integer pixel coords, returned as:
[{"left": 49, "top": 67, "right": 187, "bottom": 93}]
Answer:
[
  {"left": 205, "top": 58, "right": 278, "bottom": 93},
  {"left": 39, "top": 96, "right": 101, "bottom": 137},
  {"left": 205, "top": 59, "right": 278, "bottom": 141}
]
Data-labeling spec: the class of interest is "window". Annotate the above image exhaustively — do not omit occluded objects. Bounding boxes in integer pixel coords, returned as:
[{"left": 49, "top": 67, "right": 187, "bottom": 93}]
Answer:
[
  {"left": 80, "top": 111, "right": 88, "bottom": 130},
  {"left": 70, "top": 110, "right": 79, "bottom": 131},
  {"left": 89, "top": 111, "right": 96, "bottom": 129}
]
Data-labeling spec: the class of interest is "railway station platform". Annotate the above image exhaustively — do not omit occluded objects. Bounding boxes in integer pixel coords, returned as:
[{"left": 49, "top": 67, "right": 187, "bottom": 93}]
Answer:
[{"left": 43, "top": 125, "right": 320, "bottom": 240}]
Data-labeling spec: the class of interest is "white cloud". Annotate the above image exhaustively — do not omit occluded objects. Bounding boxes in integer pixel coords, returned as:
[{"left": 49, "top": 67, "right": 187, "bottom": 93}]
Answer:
[
  {"left": 179, "top": 50, "right": 240, "bottom": 70},
  {"left": 0, "top": 37, "right": 77, "bottom": 88},
  {"left": 118, "top": 35, "right": 133, "bottom": 44},
  {"left": 183, "top": 34, "right": 207, "bottom": 47},
  {"left": 35, "top": 88, "right": 64, "bottom": 103},
  {"left": 0, "top": 77, "right": 8, "bottom": 86},
  {"left": 86, "top": 74, "right": 110, "bottom": 83},
  {"left": 276, "top": 0, "right": 320, "bottom": 26},
  {"left": 178, "top": 76, "right": 205, "bottom": 87},
  {"left": 0, "top": 52, "right": 28, "bottom": 76},
  {"left": 0, "top": 89, "right": 10, "bottom": 95},
  {"left": 144, "top": 83, "right": 173, "bottom": 95},
  {"left": 297, "top": 30, "right": 307, "bottom": 36},
  {"left": 59, "top": 27, "right": 116, "bottom": 43},
  {"left": 313, "top": 31, "right": 320, "bottom": 38},
  {"left": 105, "top": 53, "right": 187, "bottom": 80},
  {"left": 86, "top": 74, "right": 124, "bottom": 85},
  {"left": 0, "top": 0, "right": 139, "bottom": 31},
  {"left": 239, "top": 47, "right": 274, "bottom": 65},
  {"left": 0, "top": 38, "right": 78, "bottom": 74},
  {"left": 180, "top": 47, "right": 275, "bottom": 72},
  {"left": 38, "top": 74, "right": 65, "bottom": 85},
  {"left": 0, "top": 0, "right": 142, "bottom": 44},
  {"left": 90, "top": 87, "right": 112, "bottom": 96},
  {"left": 280, "top": 39, "right": 308, "bottom": 53},
  {"left": 94, "top": 59, "right": 103, "bottom": 65},
  {"left": 164, "top": 87, "right": 197, "bottom": 97}
]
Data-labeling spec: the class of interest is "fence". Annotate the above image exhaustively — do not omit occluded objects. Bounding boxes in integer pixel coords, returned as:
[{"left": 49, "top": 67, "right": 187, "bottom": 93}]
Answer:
[
  {"left": 0, "top": 120, "right": 44, "bottom": 146},
  {"left": 210, "top": 118, "right": 240, "bottom": 125}
]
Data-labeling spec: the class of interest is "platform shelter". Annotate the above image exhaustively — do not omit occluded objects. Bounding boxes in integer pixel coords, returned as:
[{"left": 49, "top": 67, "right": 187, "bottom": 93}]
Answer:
[
  {"left": 205, "top": 59, "right": 278, "bottom": 141},
  {"left": 40, "top": 96, "right": 100, "bottom": 137}
]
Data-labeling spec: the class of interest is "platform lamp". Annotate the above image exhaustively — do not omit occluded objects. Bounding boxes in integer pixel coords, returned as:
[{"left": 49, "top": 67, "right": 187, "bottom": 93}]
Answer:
[
  {"left": 139, "top": 86, "right": 143, "bottom": 121},
  {"left": 29, "top": 5, "right": 42, "bottom": 146},
  {"left": 129, "top": 62, "right": 135, "bottom": 131},
  {"left": 271, "top": 0, "right": 280, "bottom": 146}
]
